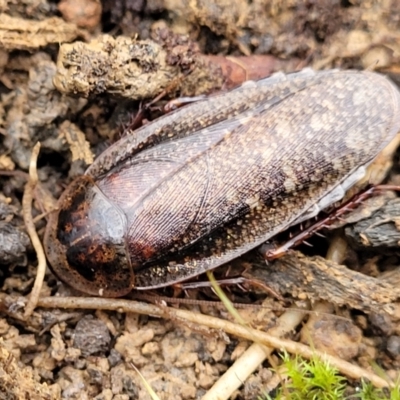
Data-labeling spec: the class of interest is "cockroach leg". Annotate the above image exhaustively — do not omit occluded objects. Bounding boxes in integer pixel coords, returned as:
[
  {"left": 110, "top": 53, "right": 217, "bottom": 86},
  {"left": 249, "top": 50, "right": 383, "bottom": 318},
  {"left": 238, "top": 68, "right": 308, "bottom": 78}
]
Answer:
[
  {"left": 163, "top": 95, "right": 207, "bottom": 113},
  {"left": 118, "top": 75, "right": 193, "bottom": 138},
  {"left": 264, "top": 184, "right": 400, "bottom": 261}
]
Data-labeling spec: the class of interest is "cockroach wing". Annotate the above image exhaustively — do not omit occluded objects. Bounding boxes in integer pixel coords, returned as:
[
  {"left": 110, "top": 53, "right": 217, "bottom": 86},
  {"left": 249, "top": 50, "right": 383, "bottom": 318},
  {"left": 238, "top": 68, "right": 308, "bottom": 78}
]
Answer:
[
  {"left": 132, "top": 70, "right": 400, "bottom": 289},
  {"left": 95, "top": 121, "right": 239, "bottom": 213},
  {"left": 86, "top": 69, "right": 318, "bottom": 178}
]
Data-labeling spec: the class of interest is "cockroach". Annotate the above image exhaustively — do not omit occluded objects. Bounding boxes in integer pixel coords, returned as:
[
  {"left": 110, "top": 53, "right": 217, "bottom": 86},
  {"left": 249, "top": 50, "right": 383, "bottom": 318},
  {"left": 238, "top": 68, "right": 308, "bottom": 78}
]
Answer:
[{"left": 44, "top": 69, "right": 400, "bottom": 297}]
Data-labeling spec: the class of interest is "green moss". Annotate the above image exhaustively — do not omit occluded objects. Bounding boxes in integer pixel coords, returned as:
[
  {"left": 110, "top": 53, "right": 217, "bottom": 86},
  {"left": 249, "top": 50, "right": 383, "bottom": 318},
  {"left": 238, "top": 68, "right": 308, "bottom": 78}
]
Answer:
[
  {"left": 356, "top": 381, "right": 399, "bottom": 400},
  {"left": 259, "top": 352, "right": 399, "bottom": 400}
]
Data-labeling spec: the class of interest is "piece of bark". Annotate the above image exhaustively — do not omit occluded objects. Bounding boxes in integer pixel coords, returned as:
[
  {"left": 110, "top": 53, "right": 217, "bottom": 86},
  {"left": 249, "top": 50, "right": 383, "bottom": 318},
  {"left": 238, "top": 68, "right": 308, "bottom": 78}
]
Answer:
[
  {"left": 0, "top": 14, "right": 80, "bottom": 51},
  {"left": 344, "top": 198, "right": 400, "bottom": 249},
  {"left": 247, "top": 252, "right": 400, "bottom": 317}
]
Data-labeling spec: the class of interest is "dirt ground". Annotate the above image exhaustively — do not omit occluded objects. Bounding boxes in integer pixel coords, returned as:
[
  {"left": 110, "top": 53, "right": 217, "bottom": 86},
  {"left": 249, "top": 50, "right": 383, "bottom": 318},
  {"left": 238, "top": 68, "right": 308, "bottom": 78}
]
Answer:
[{"left": 1, "top": 0, "right": 400, "bottom": 399}]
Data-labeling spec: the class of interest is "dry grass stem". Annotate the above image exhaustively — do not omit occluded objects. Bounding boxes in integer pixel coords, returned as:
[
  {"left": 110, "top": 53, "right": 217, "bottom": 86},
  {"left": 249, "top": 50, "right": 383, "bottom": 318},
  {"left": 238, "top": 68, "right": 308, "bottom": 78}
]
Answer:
[
  {"left": 22, "top": 143, "right": 47, "bottom": 318},
  {"left": 36, "top": 296, "right": 391, "bottom": 389}
]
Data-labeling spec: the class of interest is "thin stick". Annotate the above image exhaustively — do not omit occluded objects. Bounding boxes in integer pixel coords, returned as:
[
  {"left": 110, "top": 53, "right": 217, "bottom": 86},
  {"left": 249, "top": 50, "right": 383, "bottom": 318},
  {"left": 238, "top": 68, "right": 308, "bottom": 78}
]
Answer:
[
  {"left": 22, "top": 143, "right": 47, "bottom": 318},
  {"left": 36, "top": 296, "right": 392, "bottom": 389},
  {"left": 133, "top": 292, "right": 351, "bottom": 321}
]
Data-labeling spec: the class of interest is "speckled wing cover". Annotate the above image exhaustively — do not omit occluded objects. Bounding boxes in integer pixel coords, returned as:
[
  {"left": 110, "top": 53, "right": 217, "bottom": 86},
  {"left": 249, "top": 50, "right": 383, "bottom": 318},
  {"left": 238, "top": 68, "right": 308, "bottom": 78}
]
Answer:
[{"left": 88, "top": 69, "right": 400, "bottom": 289}]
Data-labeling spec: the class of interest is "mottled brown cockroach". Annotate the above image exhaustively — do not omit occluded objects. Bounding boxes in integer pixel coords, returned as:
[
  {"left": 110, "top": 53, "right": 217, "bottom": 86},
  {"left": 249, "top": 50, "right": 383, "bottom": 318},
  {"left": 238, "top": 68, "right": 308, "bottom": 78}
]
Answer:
[{"left": 44, "top": 69, "right": 400, "bottom": 297}]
